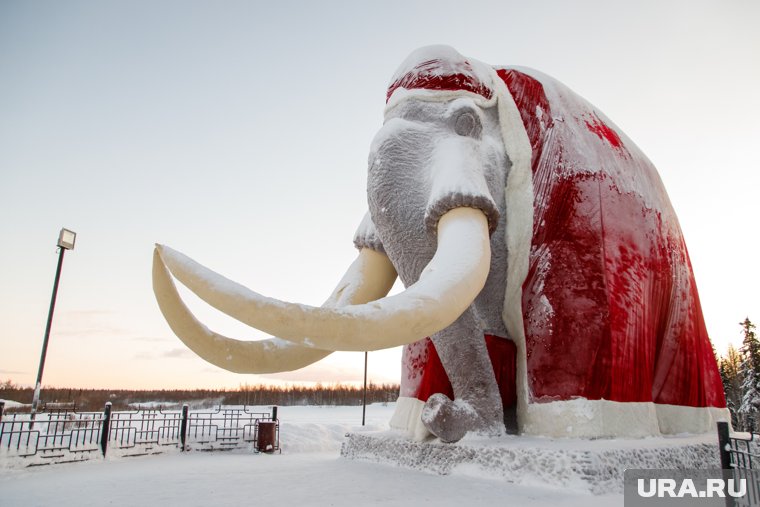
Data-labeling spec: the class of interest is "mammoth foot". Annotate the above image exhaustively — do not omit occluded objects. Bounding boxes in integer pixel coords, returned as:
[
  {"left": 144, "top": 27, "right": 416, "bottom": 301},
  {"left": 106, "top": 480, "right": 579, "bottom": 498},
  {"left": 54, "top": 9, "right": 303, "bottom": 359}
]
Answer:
[{"left": 421, "top": 393, "right": 503, "bottom": 443}]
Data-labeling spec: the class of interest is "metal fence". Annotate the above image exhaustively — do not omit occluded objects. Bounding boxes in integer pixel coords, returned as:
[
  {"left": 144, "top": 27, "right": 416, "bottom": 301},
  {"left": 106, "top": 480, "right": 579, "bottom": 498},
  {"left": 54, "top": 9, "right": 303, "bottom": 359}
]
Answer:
[
  {"left": 717, "top": 421, "right": 760, "bottom": 507},
  {"left": 0, "top": 401, "right": 279, "bottom": 466}
]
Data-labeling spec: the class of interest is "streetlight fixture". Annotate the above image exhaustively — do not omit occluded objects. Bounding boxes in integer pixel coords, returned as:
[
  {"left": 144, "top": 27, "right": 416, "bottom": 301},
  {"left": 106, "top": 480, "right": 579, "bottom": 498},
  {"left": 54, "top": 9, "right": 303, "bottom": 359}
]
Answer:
[
  {"left": 57, "top": 228, "right": 76, "bottom": 250},
  {"left": 31, "top": 228, "right": 77, "bottom": 418}
]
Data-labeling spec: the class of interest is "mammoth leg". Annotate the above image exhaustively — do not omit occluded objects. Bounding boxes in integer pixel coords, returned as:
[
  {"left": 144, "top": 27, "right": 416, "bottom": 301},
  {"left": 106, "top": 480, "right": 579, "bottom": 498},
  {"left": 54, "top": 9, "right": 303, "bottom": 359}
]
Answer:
[{"left": 421, "top": 308, "right": 505, "bottom": 442}]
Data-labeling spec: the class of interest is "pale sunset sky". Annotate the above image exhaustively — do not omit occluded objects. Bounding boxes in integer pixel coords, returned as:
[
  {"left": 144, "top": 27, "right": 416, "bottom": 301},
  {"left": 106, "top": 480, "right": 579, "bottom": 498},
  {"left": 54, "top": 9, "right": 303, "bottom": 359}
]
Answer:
[{"left": 1, "top": 0, "right": 758, "bottom": 390}]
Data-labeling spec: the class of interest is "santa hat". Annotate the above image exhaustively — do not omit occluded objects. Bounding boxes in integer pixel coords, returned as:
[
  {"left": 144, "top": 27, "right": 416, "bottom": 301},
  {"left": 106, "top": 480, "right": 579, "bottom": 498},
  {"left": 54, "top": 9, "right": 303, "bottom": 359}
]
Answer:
[{"left": 386, "top": 45, "right": 495, "bottom": 104}]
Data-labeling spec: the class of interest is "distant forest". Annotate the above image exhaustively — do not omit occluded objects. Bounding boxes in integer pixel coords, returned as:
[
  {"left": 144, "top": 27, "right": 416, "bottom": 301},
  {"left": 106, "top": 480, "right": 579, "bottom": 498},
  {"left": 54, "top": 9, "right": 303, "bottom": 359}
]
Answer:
[
  {"left": 4, "top": 317, "right": 756, "bottom": 423},
  {"left": 0, "top": 380, "right": 400, "bottom": 413}
]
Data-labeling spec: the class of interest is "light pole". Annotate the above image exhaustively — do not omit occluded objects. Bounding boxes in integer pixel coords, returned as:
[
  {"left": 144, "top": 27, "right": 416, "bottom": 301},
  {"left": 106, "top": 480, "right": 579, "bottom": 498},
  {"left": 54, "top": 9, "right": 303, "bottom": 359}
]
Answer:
[
  {"left": 362, "top": 351, "right": 368, "bottom": 426},
  {"left": 31, "top": 228, "right": 76, "bottom": 418}
]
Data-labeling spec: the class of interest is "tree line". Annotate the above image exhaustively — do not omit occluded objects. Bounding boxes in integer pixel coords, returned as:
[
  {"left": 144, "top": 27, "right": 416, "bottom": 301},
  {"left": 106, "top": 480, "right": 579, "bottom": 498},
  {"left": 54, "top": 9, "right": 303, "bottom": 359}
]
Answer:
[
  {"left": 717, "top": 317, "right": 758, "bottom": 431},
  {"left": 4, "top": 319, "right": 758, "bottom": 427},
  {"left": 0, "top": 381, "right": 400, "bottom": 413}
]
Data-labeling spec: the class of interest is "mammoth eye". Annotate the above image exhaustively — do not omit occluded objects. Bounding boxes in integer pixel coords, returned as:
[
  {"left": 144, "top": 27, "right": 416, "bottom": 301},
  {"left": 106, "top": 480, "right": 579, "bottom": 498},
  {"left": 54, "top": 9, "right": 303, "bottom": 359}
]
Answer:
[{"left": 454, "top": 111, "right": 479, "bottom": 137}]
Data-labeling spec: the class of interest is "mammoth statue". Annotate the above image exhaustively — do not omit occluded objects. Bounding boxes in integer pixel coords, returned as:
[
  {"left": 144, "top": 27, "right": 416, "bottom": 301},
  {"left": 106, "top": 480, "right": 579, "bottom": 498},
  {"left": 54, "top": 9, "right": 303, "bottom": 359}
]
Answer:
[{"left": 153, "top": 45, "right": 728, "bottom": 443}]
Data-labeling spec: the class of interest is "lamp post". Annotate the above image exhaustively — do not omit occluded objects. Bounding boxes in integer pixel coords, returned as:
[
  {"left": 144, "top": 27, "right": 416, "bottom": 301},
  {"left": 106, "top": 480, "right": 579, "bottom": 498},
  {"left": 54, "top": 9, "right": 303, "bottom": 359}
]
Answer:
[
  {"left": 362, "top": 351, "right": 368, "bottom": 426},
  {"left": 30, "top": 228, "right": 76, "bottom": 419}
]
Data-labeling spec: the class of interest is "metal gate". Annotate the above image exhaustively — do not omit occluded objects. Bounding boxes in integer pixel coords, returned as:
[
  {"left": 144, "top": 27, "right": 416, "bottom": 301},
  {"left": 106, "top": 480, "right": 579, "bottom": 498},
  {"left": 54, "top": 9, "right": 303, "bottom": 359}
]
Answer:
[{"left": 0, "top": 401, "right": 279, "bottom": 466}]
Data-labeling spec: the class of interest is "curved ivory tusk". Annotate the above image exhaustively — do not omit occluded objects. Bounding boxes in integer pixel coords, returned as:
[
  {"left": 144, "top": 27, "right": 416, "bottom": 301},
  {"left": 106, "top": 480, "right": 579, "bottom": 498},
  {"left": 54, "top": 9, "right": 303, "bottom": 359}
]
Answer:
[
  {"left": 156, "top": 207, "right": 490, "bottom": 351},
  {"left": 152, "top": 247, "right": 397, "bottom": 373}
]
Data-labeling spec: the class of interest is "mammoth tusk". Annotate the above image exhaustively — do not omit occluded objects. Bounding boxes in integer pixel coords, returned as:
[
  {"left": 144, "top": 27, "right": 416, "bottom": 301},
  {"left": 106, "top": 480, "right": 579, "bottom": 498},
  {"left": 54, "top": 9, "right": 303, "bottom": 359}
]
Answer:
[
  {"left": 325, "top": 248, "right": 399, "bottom": 309},
  {"left": 152, "top": 247, "right": 397, "bottom": 373},
  {"left": 156, "top": 206, "right": 491, "bottom": 352}
]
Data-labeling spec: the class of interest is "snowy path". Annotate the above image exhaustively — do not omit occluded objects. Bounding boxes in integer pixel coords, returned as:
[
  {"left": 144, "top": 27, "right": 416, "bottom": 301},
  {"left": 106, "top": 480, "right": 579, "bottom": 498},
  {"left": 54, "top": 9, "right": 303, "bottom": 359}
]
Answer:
[
  {"left": 0, "top": 451, "right": 621, "bottom": 506},
  {"left": 0, "top": 404, "right": 622, "bottom": 506}
]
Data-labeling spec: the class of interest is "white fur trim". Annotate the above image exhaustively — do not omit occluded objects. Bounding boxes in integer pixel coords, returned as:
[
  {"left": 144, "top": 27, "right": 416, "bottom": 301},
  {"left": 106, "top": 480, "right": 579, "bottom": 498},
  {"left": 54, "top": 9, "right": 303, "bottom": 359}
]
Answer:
[
  {"left": 521, "top": 399, "right": 731, "bottom": 438},
  {"left": 386, "top": 87, "right": 496, "bottom": 115},
  {"left": 390, "top": 396, "right": 431, "bottom": 441},
  {"left": 656, "top": 405, "right": 731, "bottom": 435},
  {"left": 490, "top": 68, "right": 534, "bottom": 433}
]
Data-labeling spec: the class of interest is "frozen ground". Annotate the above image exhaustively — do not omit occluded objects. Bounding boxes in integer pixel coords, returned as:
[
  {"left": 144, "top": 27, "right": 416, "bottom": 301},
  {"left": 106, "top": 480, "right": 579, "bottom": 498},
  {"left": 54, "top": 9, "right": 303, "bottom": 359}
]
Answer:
[{"left": 0, "top": 403, "right": 622, "bottom": 506}]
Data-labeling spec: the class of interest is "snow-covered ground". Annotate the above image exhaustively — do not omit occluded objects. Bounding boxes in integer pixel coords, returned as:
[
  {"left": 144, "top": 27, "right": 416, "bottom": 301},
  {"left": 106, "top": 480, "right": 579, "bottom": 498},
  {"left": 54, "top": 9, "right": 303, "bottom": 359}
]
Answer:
[
  {"left": 0, "top": 399, "right": 26, "bottom": 409},
  {"left": 0, "top": 403, "right": 622, "bottom": 506}
]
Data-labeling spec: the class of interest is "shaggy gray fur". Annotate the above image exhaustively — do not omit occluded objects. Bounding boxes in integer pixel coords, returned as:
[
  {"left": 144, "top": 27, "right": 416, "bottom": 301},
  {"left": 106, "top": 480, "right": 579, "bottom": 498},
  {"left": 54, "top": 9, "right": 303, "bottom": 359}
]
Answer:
[{"left": 353, "top": 98, "right": 513, "bottom": 440}]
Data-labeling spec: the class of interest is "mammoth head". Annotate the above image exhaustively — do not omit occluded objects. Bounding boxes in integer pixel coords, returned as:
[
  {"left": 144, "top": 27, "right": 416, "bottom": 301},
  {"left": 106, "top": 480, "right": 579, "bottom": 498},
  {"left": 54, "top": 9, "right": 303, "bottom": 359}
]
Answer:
[{"left": 152, "top": 45, "right": 532, "bottom": 375}]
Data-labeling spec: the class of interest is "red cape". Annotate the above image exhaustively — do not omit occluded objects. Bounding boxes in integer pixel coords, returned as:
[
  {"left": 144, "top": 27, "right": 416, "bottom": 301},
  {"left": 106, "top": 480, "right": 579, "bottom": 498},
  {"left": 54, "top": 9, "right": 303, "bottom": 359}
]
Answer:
[{"left": 400, "top": 68, "right": 726, "bottom": 410}]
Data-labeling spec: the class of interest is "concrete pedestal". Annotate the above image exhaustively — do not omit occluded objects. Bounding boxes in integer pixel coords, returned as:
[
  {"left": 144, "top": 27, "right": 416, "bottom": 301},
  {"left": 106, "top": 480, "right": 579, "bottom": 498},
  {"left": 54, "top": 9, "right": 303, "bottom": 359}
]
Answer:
[{"left": 341, "top": 431, "right": 719, "bottom": 494}]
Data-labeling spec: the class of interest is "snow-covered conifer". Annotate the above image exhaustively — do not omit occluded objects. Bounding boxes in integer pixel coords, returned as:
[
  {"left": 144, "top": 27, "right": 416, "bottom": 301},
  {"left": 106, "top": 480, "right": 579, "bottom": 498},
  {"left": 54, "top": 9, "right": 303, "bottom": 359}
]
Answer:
[{"left": 738, "top": 318, "right": 759, "bottom": 430}]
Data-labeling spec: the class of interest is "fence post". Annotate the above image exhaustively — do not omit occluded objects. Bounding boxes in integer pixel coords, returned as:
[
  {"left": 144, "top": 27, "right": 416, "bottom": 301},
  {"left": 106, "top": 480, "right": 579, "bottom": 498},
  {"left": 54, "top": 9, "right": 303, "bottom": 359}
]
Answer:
[
  {"left": 718, "top": 421, "right": 732, "bottom": 469},
  {"left": 180, "top": 404, "right": 189, "bottom": 451},
  {"left": 101, "top": 402, "right": 112, "bottom": 458},
  {"left": 272, "top": 406, "right": 278, "bottom": 421},
  {"left": 0, "top": 400, "right": 4, "bottom": 424}
]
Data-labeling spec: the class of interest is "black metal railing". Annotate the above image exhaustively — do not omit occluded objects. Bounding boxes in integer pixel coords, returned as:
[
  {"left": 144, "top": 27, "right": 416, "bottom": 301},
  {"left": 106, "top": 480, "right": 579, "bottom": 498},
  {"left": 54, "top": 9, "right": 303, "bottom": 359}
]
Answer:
[
  {"left": 108, "top": 405, "right": 184, "bottom": 455},
  {"left": 187, "top": 405, "right": 257, "bottom": 450},
  {"left": 717, "top": 421, "right": 760, "bottom": 507},
  {"left": 0, "top": 400, "right": 279, "bottom": 466},
  {"left": 0, "top": 402, "right": 105, "bottom": 462}
]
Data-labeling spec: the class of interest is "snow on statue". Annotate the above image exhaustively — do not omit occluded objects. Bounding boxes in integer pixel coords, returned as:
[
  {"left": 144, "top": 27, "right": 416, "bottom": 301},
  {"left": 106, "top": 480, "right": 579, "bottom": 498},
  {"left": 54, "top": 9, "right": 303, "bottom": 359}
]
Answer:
[{"left": 152, "top": 45, "right": 728, "bottom": 443}]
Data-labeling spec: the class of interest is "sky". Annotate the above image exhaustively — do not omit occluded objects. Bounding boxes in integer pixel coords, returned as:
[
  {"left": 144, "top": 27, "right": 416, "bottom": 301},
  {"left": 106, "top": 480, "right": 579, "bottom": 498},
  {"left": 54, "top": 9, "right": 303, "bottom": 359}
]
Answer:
[{"left": 1, "top": 0, "right": 758, "bottom": 391}]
